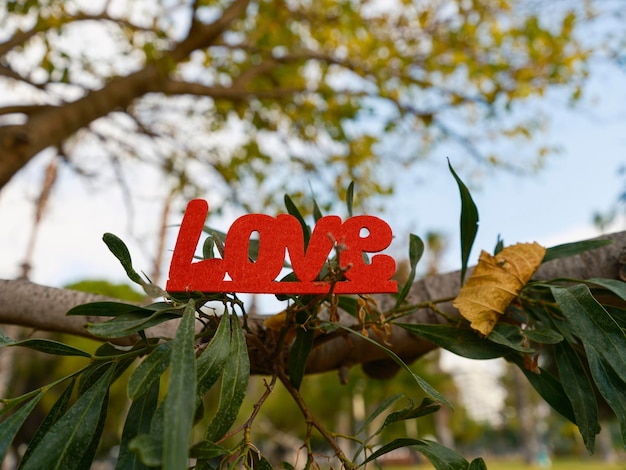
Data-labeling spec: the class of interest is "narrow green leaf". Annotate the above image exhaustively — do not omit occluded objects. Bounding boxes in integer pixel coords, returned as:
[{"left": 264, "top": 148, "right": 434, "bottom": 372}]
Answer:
[
  {"left": 396, "top": 323, "right": 508, "bottom": 359},
  {"left": 205, "top": 313, "right": 250, "bottom": 442},
  {"left": 355, "top": 394, "right": 403, "bottom": 435},
  {"left": 494, "top": 234, "right": 504, "bottom": 255},
  {"left": 67, "top": 301, "right": 153, "bottom": 317},
  {"left": 346, "top": 181, "right": 355, "bottom": 217},
  {"left": 284, "top": 194, "right": 311, "bottom": 248},
  {"left": 360, "top": 438, "right": 422, "bottom": 467},
  {"left": 361, "top": 438, "right": 469, "bottom": 469},
  {"left": 129, "top": 434, "right": 162, "bottom": 467},
  {"left": 87, "top": 311, "right": 179, "bottom": 339},
  {"left": 507, "top": 354, "right": 577, "bottom": 424},
  {"left": 469, "top": 458, "right": 488, "bottom": 470},
  {"left": 247, "top": 450, "right": 273, "bottom": 470},
  {"left": 487, "top": 325, "right": 534, "bottom": 353},
  {"left": 312, "top": 198, "right": 323, "bottom": 222},
  {"left": 543, "top": 239, "right": 612, "bottom": 263},
  {"left": 554, "top": 342, "right": 599, "bottom": 453},
  {"left": 522, "top": 328, "right": 563, "bottom": 344},
  {"left": 288, "top": 327, "right": 314, "bottom": 390},
  {"left": 10, "top": 338, "right": 92, "bottom": 358},
  {"left": 116, "top": 380, "right": 159, "bottom": 470},
  {"left": 0, "top": 392, "right": 43, "bottom": 463},
  {"left": 394, "top": 234, "right": 424, "bottom": 309},
  {"left": 587, "top": 277, "right": 626, "bottom": 301},
  {"left": 448, "top": 159, "right": 479, "bottom": 284},
  {"left": 103, "top": 233, "right": 144, "bottom": 285},
  {"left": 19, "top": 380, "right": 75, "bottom": 468},
  {"left": 196, "top": 315, "right": 232, "bottom": 398},
  {"left": 551, "top": 285, "right": 626, "bottom": 384},
  {"left": 163, "top": 301, "right": 197, "bottom": 470},
  {"left": 128, "top": 342, "right": 172, "bottom": 400},
  {"left": 337, "top": 295, "right": 358, "bottom": 317},
  {"left": 202, "top": 236, "right": 215, "bottom": 259},
  {"left": 76, "top": 391, "right": 109, "bottom": 469},
  {"left": 381, "top": 397, "right": 441, "bottom": 431},
  {"left": 21, "top": 364, "right": 115, "bottom": 470},
  {"left": 585, "top": 344, "right": 626, "bottom": 445},
  {"left": 189, "top": 441, "right": 228, "bottom": 460},
  {"left": 414, "top": 439, "right": 470, "bottom": 470},
  {"left": 326, "top": 322, "right": 451, "bottom": 408}
]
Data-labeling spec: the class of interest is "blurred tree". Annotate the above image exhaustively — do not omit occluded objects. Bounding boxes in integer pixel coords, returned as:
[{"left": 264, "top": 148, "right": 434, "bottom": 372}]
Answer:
[{"left": 0, "top": 0, "right": 587, "bottom": 213}]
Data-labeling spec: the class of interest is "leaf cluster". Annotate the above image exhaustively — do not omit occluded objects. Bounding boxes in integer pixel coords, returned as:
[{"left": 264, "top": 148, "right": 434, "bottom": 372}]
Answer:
[{"left": 2, "top": 169, "right": 626, "bottom": 468}]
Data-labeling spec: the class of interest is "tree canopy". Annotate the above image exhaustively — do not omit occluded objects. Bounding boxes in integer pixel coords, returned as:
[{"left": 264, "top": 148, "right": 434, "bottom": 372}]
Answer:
[{"left": 0, "top": 0, "right": 587, "bottom": 211}]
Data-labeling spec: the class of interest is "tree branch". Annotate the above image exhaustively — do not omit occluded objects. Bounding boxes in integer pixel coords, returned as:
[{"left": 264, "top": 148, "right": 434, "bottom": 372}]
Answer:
[{"left": 1, "top": 230, "right": 623, "bottom": 375}]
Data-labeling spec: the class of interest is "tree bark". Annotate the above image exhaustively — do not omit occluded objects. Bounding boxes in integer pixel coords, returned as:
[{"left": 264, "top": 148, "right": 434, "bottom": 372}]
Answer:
[
  {"left": 1, "top": 230, "right": 624, "bottom": 375},
  {"left": 0, "top": 0, "right": 251, "bottom": 191}
]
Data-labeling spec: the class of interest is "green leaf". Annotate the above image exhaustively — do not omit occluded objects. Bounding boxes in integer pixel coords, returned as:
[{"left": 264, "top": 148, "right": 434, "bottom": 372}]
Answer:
[
  {"left": 189, "top": 441, "right": 228, "bottom": 460},
  {"left": 550, "top": 285, "right": 626, "bottom": 384},
  {"left": 346, "top": 181, "right": 355, "bottom": 217},
  {"left": 522, "top": 328, "right": 563, "bottom": 344},
  {"left": 128, "top": 342, "right": 172, "bottom": 400},
  {"left": 10, "top": 338, "right": 92, "bottom": 357},
  {"left": 394, "top": 234, "right": 424, "bottom": 309},
  {"left": 361, "top": 438, "right": 469, "bottom": 469},
  {"left": 288, "top": 327, "right": 314, "bottom": 390},
  {"left": 586, "top": 277, "right": 626, "bottom": 301},
  {"left": 203, "top": 236, "right": 215, "bottom": 259},
  {"left": 448, "top": 159, "right": 479, "bottom": 284},
  {"left": 19, "top": 380, "right": 75, "bottom": 468},
  {"left": 129, "top": 434, "right": 162, "bottom": 467},
  {"left": 312, "top": 198, "right": 323, "bottom": 222},
  {"left": 355, "top": 394, "right": 403, "bottom": 435},
  {"left": 284, "top": 194, "right": 311, "bottom": 248},
  {"left": 163, "top": 301, "right": 197, "bottom": 470},
  {"left": 360, "top": 438, "right": 422, "bottom": 467},
  {"left": 205, "top": 313, "right": 250, "bottom": 442},
  {"left": 414, "top": 439, "right": 470, "bottom": 470},
  {"left": 395, "top": 323, "right": 509, "bottom": 359},
  {"left": 247, "top": 450, "right": 273, "bottom": 470},
  {"left": 507, "top": 354, "right": 577, "bottom": 424},
  {"left": 374, "top": 398, "right": 441, "bottom": 438},
  {"left": 76, "top": 390, "right": 110, "bottom": 469},
  {"left": 469, "top": 457, "right": 488, "bottom": 470},
  {"left": 585, "top": 344, "right": 626, "bottom": 445},
  {"left": 196, "top": 315, "right": 232, "bottom": 398},
  {"left": 103, "top": 233, "right": 144, "bottom": 285},
  {"left": 337, "top": 295, "right": 358, "bottom": 317},
  {"left": 87, "top": 311, "right": 179, "bottom": 338},
  {"left": 542, "top": 239, "right": 612, "bottom": 263},
  {"left": 116, "top": 380, "right": 159, "bottom": 470},
  {"left": 21, "top": 364, "right": 115, "bottom": 470},
  {"left": 66, "top": 301, "right": 153, "bottom": 317},
  {"left": 326, "top": 322, "right": 451, "bottom": 408},
  {"left": 487, "top": 325, "right": 533, "bottom": 353},
  {"left": 554, "top": 342, "right": 599, "bottom": 453},
  {"left": 0, "top": 392, "right": 43, "bottom": 463}
]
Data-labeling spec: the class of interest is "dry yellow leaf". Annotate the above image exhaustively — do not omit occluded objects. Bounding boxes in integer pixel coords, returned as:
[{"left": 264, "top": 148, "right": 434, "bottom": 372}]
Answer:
[{"left": 453, "top": 242, "right": 546, "bottom": 336}]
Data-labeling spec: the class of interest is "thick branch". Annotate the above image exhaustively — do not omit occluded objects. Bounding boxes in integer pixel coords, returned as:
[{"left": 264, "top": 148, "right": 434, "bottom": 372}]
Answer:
[
  {"left": 1, "top": 231, "right": 624, "bottom": 375},
  {"left": 0, "top": 0, "right": 251, "bottom": 191}
]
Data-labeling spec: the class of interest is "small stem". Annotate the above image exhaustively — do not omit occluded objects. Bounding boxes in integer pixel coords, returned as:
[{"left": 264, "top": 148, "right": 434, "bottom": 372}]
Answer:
[
  {"left": 277, "top": 369, "right": 355, "bottom": 470},
  {"left": 218, "top": 375, "right": 277, "bottom": 444}
]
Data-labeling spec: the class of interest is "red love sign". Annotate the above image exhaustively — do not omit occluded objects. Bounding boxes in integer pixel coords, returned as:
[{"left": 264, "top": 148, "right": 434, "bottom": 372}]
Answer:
[{"left": 166, "top": 199, "right": 397, "bottom": 294}]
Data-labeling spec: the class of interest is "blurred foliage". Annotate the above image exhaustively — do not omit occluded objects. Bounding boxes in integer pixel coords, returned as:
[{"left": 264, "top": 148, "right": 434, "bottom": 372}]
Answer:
[{"left": 0, "top": 0, "right": 591, "bottom": 213}]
